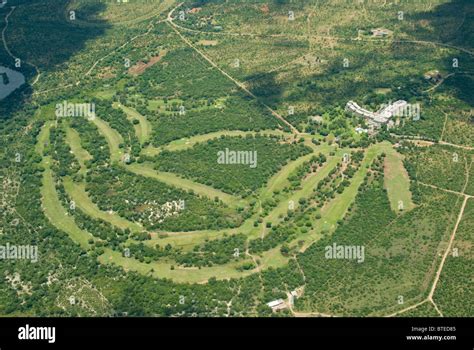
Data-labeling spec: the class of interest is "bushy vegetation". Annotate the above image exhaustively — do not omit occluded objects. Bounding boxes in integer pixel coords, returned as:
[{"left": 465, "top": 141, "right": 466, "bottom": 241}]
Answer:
[
  {"left": 175, "top": 233, "right": 247, "bottom": 267},
  {"left": 433, "top": 199, "right": 474, "bottom": 317},
  {"left": 401, "top": 144, "right": 470, "bottom": 193},
  {"left": 125, "top": 233, "right": 248, "bottom": 268},
  {"left": 85, "top": 166, "right": 243, "bottom": 231},
  {"left": 399, "top": 302, "right": 440, "bottom": 317},
  {"left": 154, "top": 135, "right": 311, "bottom": 196},
  {"left": 49, "top": 125, "right": 80, "bottom": 177},
  {"left": 295, "top": 174, "right": 461, "bottom": 315},
  {"left": 288, "top": 153, "right": 327, "bottom": 190},
  {"left": 147, "top": 94, "right": 282, "bottom": 146},
  {"left": 95, "top": 100, "right": 141, "bottom": 158},
  {"left": 70, "top": 117, "right": 110, "bottom": 167},
  {"left": 55, "top": 179, "right": 135, "bottom": 247},
  {"left": 0, "top": 0, "right": 472, "bottom": 318}
]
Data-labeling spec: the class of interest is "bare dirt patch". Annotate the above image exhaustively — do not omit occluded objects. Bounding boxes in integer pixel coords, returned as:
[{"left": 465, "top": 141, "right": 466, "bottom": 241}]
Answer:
[
  {"left": 260, "top": 4, "right": 269, "bottom": 14},
  {"left": 197, "top": 40, "right": 219, "bottom": 46},
  {"left": 405, "top": 140, "right": 435, "bottom": 147},
  {"left": 128, "top": 51, "right": 167, "bottom": 76},
  {"left": 189, "top": 7, "right": 202, "bottom": 14}
]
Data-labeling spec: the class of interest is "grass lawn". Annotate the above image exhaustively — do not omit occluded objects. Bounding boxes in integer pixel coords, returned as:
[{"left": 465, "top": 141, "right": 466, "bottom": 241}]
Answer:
[
  {"left": 65, "top": 126, "right": 92, "bottom": 175},
  {"left": 36, "top": 113, "right": 420, "bottom": 285},
  {"left": 116, "top": 103, "right": 152, "bottom": 144},
  {"left": 37, "top": 122, "right": 93, "bottom": 250},
  {"left": 93, "top": 88, "right": 115, "bottom": 100},
  {"left": 99, "top": 248, "right": 257, "bottom": 284},
  {"left": 261, "top": 152, "right": 342, "bottom": 233},
  {"left": 384, "top": 148, "right": 415, "bottom": 212},
  {"left": 40, "top": 157, "right": 93, "bottom": 250},
  {"left": 299, "top": 142, "right": 390, "bottom": 251},
  {"left": 63, "top": 177, "right": 144, "bottom": 233},
  {"left": 141, "top": 129, "right": 289, "bottom": 157},
  {"left": 260, "top": 142, "right": 335, "bottom": 203},
  {"left": 91, "top": 117, "right": 124, "bottom": 163},
  {"left": 127, "top": 162, "right": 245, "bottom": 208}
]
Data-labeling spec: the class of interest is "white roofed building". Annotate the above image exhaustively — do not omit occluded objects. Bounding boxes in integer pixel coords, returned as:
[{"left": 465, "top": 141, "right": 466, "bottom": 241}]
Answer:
[
  {"left": 266, "top": 299, "right": 287, "bottom": 312},
  {"left": 345, "top": 100, "right": 408, "bottom": 128},
  {"left": 377, "top": 100, "right": 408, "bottom": 122}
]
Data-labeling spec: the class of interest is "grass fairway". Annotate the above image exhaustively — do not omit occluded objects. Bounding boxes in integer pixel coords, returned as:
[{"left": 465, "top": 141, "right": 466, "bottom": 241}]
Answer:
[
  {"left": 99, "top": 248, "right": 257, "bottom": 284},
  {"left": 116, "top": 104, "right": 151, "bottom": 145},
  {"left": 299, "top": 143, "right": 390, "bottom": 251},
  {"left": 91, "top": 115, "right": 257, "bottom": 212},
  {"left": 35, "top": 120, "right": 53, "bottom": 155},
  {"left": 321, "top": 146, "right": 381, "bottom": 225},
  {"left": 92, "top": 117, "right": 124, "bottom": 163},
  {"left": 262, "top": 153, "right": 342, "bottom": 231},
  {"left": 63, "top": 177, "right": 144, "bottom": 233},
  {"left": 37, "top": 121, "right": 93, "bottom": 250},
  {"left": 65, "top": 126, "right": 92, "bottom": 175},
  {"left": 41, "top": 161, "right": 93, "bottom": 250},
  {"left": 36, "top": 117, "right": 414, "bottom": 284},
  {"left": 127, "top": 162, "right": 245, "bottom": 208},
  {"left": 384, "top": 148, "right": 415, "bottom": 212},
  {"left": 147, "top": 228, "right": 239, "bottom": 251},
  {"left": 142, "top": 129, "right": 289, "bottom": 156},
  {"left": 261, "top": 143, "right": 335, "bottom": 202},
  {"left": 35, "top": 117, "right": 400, "bottom": 284},
  {"left": 146, "top": 202, "right": 261, "bottom": 251}
]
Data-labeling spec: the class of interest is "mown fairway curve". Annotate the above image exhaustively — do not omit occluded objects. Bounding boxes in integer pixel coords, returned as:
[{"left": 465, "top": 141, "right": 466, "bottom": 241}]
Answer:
[{"left": 36, "top": 111, "right": 400, "bottom": 283}]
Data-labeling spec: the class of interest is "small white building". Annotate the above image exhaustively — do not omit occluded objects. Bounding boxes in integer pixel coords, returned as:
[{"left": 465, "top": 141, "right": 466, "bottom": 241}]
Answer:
[
  {"left": 371, "top": 28, "right": 392, "bottom": 37},
  {"left": 266, "top": 299, "right": 287, "bottom": 312}
]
